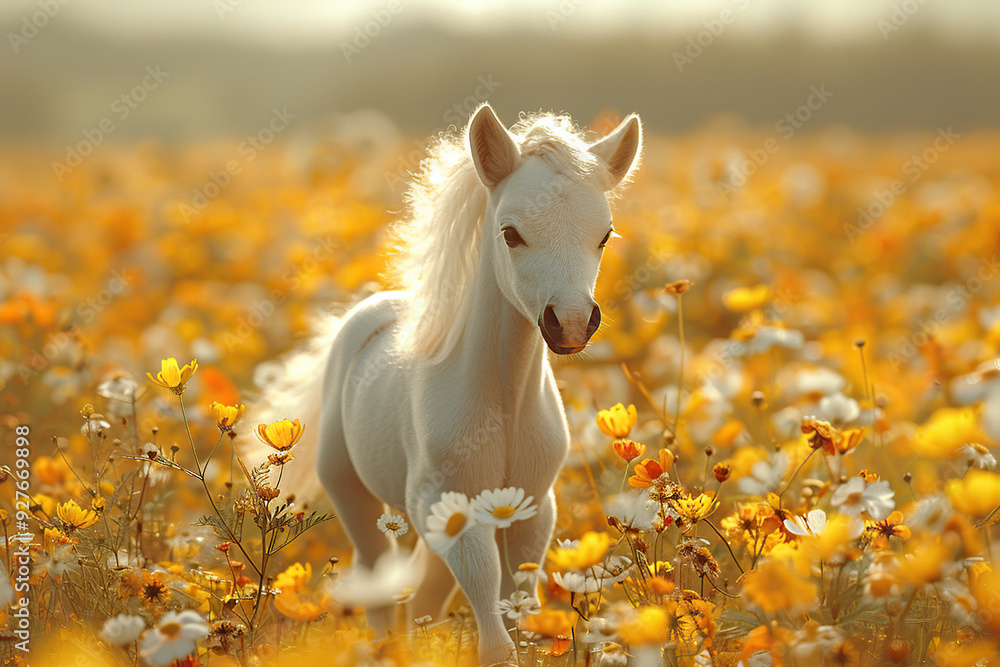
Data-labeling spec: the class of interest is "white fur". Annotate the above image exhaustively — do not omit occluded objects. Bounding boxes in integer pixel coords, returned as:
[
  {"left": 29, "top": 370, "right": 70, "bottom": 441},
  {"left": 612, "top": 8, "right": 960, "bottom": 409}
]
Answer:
[{"left": 245, "top": 104, "right": 641, "bottom": 664}]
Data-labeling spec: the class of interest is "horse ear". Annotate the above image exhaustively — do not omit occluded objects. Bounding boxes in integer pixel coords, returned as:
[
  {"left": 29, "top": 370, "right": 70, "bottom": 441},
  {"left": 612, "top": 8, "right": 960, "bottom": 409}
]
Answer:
[
  {"left": 589, "top": 114, "right": 642, "bottom": 190},
  {"left": 468, "top": 104, "right": 519, "bottom": 190}
]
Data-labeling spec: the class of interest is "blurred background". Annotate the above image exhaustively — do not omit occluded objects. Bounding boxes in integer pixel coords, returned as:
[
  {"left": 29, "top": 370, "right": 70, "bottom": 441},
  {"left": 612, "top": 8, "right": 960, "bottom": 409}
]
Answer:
[{"left": 3, "top": 0, "right": 1000, "bottom": 142}]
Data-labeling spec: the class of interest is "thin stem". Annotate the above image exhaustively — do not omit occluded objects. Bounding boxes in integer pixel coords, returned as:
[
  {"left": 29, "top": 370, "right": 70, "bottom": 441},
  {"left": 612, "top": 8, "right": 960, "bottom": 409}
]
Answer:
[
  {"left": 704, "top": 520, "right": 744, "bottom": 575},
  {"left": 178, "top": 394, "right": 201, "bottom": 474},
  {"left": 777, "top": 447, "right": 819, "bottom": 499},
  {"left": 501, "top": 527, "right": 516, "bottom": 583},
  {"left": 674, "top": 295, "right": 685, "bottom": 437}
]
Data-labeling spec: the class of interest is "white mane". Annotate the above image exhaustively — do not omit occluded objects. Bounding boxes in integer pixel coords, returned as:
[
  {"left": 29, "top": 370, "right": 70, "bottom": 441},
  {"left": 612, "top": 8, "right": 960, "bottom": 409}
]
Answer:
[{"left": 390, "top": 110, "right": 613, "bottom": 362}]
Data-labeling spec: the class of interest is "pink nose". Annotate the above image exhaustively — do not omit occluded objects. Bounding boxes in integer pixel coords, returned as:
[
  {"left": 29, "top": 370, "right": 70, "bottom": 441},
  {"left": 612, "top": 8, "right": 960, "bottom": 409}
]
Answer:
[{"left": 539, "top": 303, "right": 601, "bottom": 354}]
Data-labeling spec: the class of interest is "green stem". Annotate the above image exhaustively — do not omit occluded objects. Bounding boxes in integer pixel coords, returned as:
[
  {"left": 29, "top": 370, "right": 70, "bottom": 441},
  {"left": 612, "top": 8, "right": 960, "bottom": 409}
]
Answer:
[
  {"left": 777, "top": 447, "right": 819, "bottom": 499},
  {"left": 674, "top": 294, "right": 685, "bottom": 437},
  {"left": 178, "top": 394, "right": 201, "bottom": 474},
  {"left": 704, "top": 520, "right": 744, "bottom": 575},
  {"left": 501, "top": 527, "right": 516, "bottom": 583}
]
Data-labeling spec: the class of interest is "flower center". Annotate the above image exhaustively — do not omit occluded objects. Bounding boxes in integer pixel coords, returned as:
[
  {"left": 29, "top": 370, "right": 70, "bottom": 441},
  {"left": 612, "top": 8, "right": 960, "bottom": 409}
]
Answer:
[
  {"left": 160, "top": 622, "right": 182, "bottom": 638},
  {"left": 844, "top": 491, "right": 863, "bottom": 505},
  {"left": 492, "top": 505, "right": 516, "bottom": 519},
  {"left": 386, "top": 522, "right": 400, "bottom": 531},
  {"left": 445, "top": 513, "right": 467, "bottom": 537}
]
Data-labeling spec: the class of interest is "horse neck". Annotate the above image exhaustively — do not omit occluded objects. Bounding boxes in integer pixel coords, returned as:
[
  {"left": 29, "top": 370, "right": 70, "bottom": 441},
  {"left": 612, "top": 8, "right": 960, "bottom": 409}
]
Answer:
[{"left": 454, "top": 239, "right": 547, "bottom": 406}]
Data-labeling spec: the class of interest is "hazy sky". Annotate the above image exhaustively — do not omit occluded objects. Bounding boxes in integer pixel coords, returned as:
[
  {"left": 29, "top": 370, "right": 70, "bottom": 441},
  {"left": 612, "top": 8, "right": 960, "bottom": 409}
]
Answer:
[{"left": 3, "top": 0, "right": 1000, "bottom": 47}]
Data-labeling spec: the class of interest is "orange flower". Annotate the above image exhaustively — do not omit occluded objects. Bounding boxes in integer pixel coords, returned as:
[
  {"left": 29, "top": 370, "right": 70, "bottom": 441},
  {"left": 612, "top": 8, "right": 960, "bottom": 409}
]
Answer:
[
  {"left": 865, "top": 511, "right": 911, "bottom": 550},
  {"left": 664, "top": 279, "right": 693, "bottom": 295},
  {"left": 629, "top": 449, "right": 675, "bottom": 488},
  {"left": 613, "top": 439, "right": 646, "bottom": 463},
  {"left": 801, "top": 416, "right": 864, "bottom": 456},
  {"left": 255, "top": 419, "right": 305, "bottom": 451},
  {"left": 596, "top": 403, "right": 637, "bottom": 439}
]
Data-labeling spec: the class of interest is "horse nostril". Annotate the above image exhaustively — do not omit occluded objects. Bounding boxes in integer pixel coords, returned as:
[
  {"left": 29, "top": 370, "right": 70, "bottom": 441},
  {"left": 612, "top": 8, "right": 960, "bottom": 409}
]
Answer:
[
  {"left": 543, "top": 305, "right": 561, "bottom": 333},
  {"left": 587, "top": 305, "right": 601, "bottom": 335}
]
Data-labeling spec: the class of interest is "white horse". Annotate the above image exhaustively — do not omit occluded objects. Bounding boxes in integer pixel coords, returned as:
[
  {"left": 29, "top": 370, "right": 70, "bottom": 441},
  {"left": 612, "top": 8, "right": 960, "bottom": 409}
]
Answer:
[{"left": 247, "top": 104, "right": 641, "bottom": 664}]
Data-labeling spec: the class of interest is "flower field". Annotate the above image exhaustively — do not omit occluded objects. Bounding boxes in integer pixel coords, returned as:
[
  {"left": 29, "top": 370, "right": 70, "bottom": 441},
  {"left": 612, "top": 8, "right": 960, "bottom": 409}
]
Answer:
[{"left": 2, "top": 117, "right": 1000, "bottom": 666}]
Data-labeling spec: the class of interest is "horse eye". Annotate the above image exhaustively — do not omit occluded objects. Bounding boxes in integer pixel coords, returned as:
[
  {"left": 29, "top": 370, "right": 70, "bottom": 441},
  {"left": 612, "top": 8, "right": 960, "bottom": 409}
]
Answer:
[
  {"left": 502, "top": 227, "right": 526, "bottom": 248},
  {"left": 599, "top": 229, "right": 613, "bottom": 248}
]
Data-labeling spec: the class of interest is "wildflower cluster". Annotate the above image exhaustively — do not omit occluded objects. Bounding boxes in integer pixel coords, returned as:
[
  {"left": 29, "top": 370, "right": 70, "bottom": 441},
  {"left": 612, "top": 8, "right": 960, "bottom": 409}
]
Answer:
[{"left": 2, "top": 122, "right": 999, "bottom": 664}]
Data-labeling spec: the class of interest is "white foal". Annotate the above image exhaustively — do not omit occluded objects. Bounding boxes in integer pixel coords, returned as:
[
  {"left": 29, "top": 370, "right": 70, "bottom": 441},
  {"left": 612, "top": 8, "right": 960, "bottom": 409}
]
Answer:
[{"left": 249, "top": 104, "right": 641, "bottom": 664}]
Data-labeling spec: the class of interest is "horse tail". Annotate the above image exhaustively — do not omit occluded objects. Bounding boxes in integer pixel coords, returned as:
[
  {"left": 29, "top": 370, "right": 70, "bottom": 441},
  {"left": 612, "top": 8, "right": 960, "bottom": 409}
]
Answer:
[{"left": 237, "top": 311, "right": 343, "bottom": 509}]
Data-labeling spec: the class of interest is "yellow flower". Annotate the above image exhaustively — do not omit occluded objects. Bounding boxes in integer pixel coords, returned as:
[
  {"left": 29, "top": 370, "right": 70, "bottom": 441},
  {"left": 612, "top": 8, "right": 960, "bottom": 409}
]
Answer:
[
  {"left": 146, "top": 358, "right": 198, "bottom": 394},
  {"left": 865, "top": 511, "right": 911, "bottom": 550},
  {"left": 210, "top": 402, "right": 246, "bottom": 431},
  {"left": 723, "top": 284, "right": 772, "bottom": 312},
  {"left": 946, "top": 468, "right": 1000, "bottom": 520},
  {"left": 670, "top": 492, "right": 719, "bottom": 525},
  {"left": 273, "top": 562, "right": 311, "bottom": 591},
  {"left": 56, "top": 499, "right": 99, "bottom": 530},
  {"left": 273, "top": 563, "right": 328, "bottom": 622},
  {"left": 972, "top": 569, "right": 1000, "bottom": 635},
  {"left": 741, "top": 560, "right": 818, "bottom": 613},
  {"left": 896, "top": 539, "right": 950, "bottom": 587},
  {"left": 617, "top": 605, "right": 671, "bottom": 646},
  {"left": 596, "top": 403, "right": 637, "bottom": 439},
  {"left": 548, "top": 531, "right": 610, "bottom": 571},
  {"left": 255, "top": 418, "right": 305, "bottom": 451},
  {"left": 912, "top": 406, "right": 985, "bottom": 459}
]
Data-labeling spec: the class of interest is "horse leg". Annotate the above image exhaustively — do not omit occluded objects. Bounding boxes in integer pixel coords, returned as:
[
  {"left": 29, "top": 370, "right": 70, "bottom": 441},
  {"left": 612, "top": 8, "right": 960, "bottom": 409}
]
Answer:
[
  {"left": 411, "top": 539, "right": 459, "bottom": 620},
  {"left": 499, "top": 489, "right": 557, "bottom": 600},
  {"left": 409, "top": 486, "right": 515, "bottom": 665},
  {"left": 315, "top": 414, "right": 395, "bottom": 636}
]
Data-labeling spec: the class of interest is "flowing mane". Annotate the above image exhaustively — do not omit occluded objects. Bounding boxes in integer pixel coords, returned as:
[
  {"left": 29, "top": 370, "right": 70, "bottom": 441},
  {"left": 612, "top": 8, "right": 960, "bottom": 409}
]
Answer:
[{"left": 390, "top": 108, "right": 612, "bottom": 361}]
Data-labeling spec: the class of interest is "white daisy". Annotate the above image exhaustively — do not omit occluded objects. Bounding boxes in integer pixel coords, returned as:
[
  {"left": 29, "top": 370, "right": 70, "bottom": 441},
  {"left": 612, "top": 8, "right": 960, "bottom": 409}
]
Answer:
[
  {"left": 513, "top": 564, "right": 547, "bottom": 590},
  {"left": 100, "top": 614, "right": 146, "bottom": 646},
  {"left": 425, "top": 492, "right": 476, "bottom": 554},
  {"left": 594, "top": 555, "right": 634, "bottom": 585},
  {"left": 81, "top": 417, "right": 111, "bottom": 437},
  {"left": 472, "top": 487, "right": 537, "bottom": 529},
  {"left": 494, "top": 590, "right": 540, "bottom": 620},
  {"left": 816, "top": 392, "right": 861, "bottom": 426},
  {"left": 607, "top": 492, "right": 658, "bottom": 532},
  {"left": 138, "top": 610, "right": 210, "bottom": 667},
  {"left": 830, "top": 477, "right": 895, "bottom": 520},
  {"left": 793, "top": 367, "right": 847, "bottom": 398},
  {"left": 553, "top": 570, "right": 602, "bottom": 594},
  {"left": 783, "top": 509, "right": 828, "bottom": 537},
  {"left": 959, "top": 443, "right": 997, "bottom": 470},
  {"left": 376, "top": 512, "right": 409, "bottom": 538},
  {"left": 329, "top": 549, "right": 422, "bottom": 609},
  {"left": 738, "top": 452, "right": 789, "bottom": 496}
]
